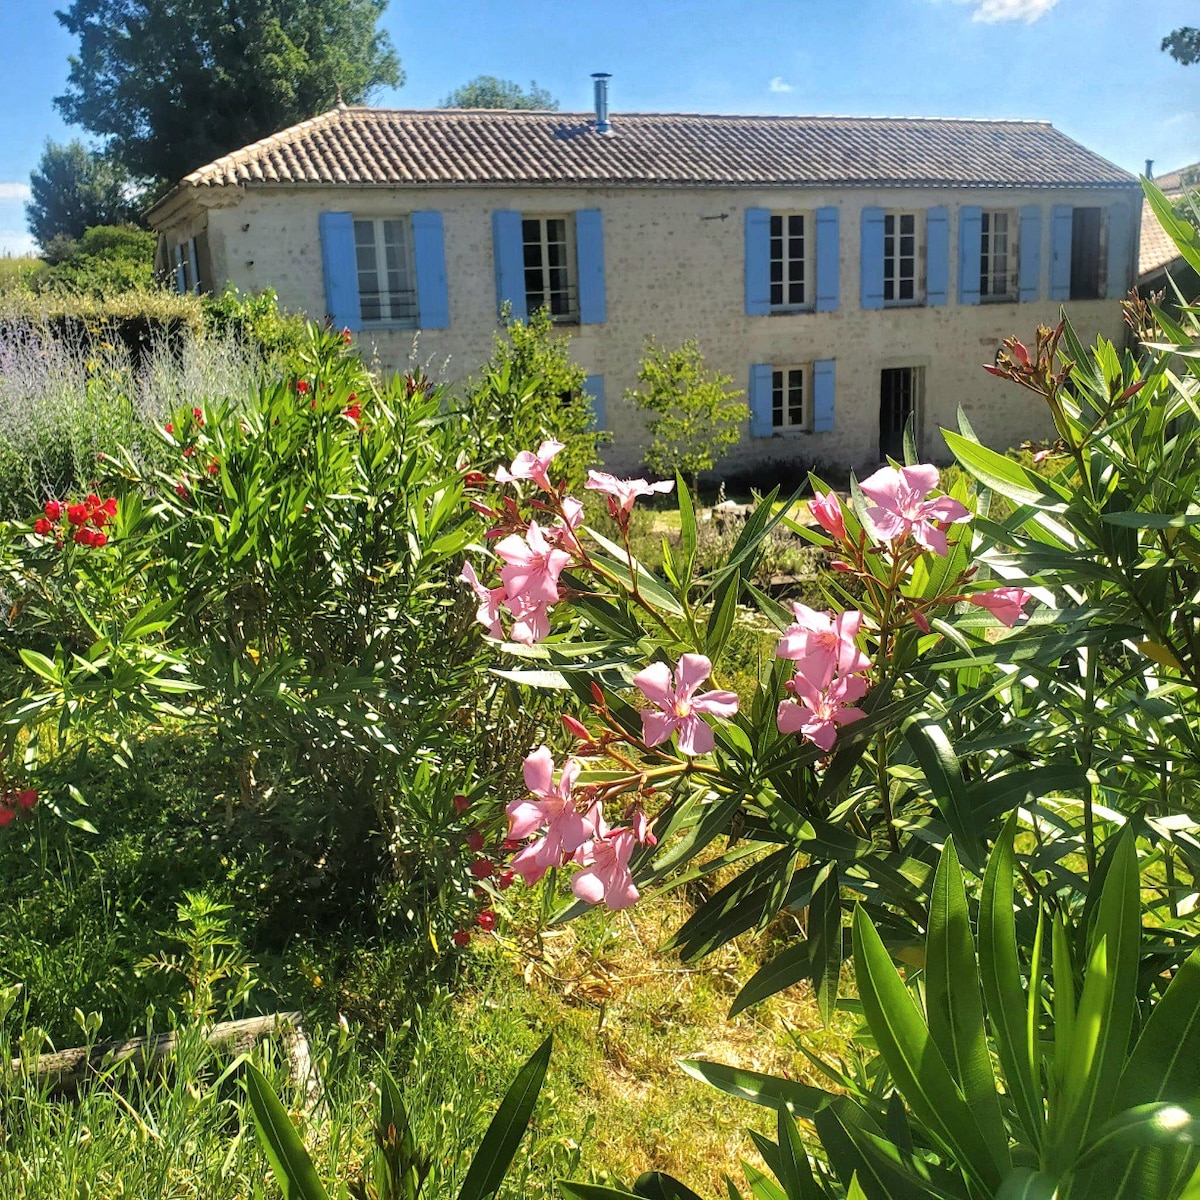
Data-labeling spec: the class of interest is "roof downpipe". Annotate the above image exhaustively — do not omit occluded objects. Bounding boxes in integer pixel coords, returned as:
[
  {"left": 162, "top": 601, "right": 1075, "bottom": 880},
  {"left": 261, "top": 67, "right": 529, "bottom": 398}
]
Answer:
[{"left": 592, "top": 72, "right": 612, "bottom": 134}]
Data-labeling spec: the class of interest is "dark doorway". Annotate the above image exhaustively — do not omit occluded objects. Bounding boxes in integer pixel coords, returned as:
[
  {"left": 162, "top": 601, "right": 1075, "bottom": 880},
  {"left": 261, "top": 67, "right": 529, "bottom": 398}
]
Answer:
[
  {"left": 1070, "top": 207, "right": 1103, "bottom": 300},
  {"left": 879, "top": 367, "right": 921, "bottom": 461}
]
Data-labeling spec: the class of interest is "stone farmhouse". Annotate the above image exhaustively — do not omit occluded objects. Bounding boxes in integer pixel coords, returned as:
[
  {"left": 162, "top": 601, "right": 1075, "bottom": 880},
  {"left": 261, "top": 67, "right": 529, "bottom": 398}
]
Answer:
[{"left": 147, "top": 78, "right": 1141, "bottom": 476}]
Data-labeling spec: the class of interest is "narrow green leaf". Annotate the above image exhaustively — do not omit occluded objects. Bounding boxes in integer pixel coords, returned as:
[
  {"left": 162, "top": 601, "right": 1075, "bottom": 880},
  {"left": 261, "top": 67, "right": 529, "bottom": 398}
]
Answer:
[
  {"left": 1074, "top": 1103, "right": 1200, "bottom": 1172},
  {"left": 457, "top": 1033, "right": 552, "bottom": 1200},
  {"left": 729, "top": 939, "right": 812, "bottom": 1018},
  {"left": 558, "top": 1185, "right": 642, "bottom": 1200},
  {"left": 942, "top": 429, "right": 1054, "bottom": 509},
  {"left": 902, "top": 718, "right": 983, "bottom": 871},
  {"left": 775, "top": 1103, "right": 822, "bottom": 1200},
  {"left": 741, "top": 1160, "right": 787, "bottom": 1200},
  {"left": 926, "top": 840, "right": 1008, "bottom": 1170},
  {"left": 706, "top": 568, "right": 742, "bottom": 663},
  {"left": 979, "top": 813, "right": 1045, "bottom": 1147},
  {"left": 994, "top": 1168, "right": 1058, "bottom": 1200},
  {"left": 633, "top": 1170, "right": 707, "bottom": 1200},
  {"left": 809, "top": 865, "right": 843, "bottom": 1027},
  {"left": 245, "top": 1062, "right": 332, "bottom": 1200},
  {"left": 677, "top": 471, "right": 698, "bottom": 571},
  {"left": 851, "top": 905, "right": 1003, "bottom": 1192},
  {"left": 678, "top": 1059, "right": 832, "bottom": 1120}
]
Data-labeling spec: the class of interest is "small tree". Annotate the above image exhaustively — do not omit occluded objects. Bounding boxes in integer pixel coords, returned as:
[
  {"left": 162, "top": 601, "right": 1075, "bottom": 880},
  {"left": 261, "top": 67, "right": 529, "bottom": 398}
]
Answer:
[
  {"left": 626, "top": 338, "right": 748, "bottom": 495},
  {"left": 26, "top": 140, "right": 137, "bottom": 250},
  {"left": 440, "top": 76, "right": 558, "bottom": 110}
]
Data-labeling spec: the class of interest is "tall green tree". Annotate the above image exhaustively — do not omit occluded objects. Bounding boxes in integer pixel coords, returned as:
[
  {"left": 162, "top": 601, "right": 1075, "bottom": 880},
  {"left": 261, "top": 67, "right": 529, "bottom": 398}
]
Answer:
[
  {"left": 54, "top": 0, "right": 403, "bottom": 186},
  {"left": 1162, "top": 24, "right": 1200, "bottom": 64},
  {"left": 441, "top": 76, "right": 558, "bottom": 110},
  {"left": 25, "top": 139, "right": 137, "bottom": 251}
]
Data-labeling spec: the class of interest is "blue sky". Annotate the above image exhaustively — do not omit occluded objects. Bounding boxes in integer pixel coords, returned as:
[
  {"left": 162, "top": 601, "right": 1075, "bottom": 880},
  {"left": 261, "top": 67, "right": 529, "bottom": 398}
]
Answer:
[{"left": 1, "top": 0, "right": 1195, "bottom": 254}]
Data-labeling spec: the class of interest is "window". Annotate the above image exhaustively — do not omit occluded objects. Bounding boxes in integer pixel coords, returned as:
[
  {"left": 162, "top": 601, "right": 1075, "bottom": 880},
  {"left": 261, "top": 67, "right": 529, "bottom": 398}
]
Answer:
[
  {"left": 770, "top": 213, "right": 810, "bottom": 309},
  {"left": 980, "top": 211, "right": 1018, "bottom": 302},
  {"left": 522, "top": 215, "right": 577, "bottom": 320},
  {"left": 353, "top": 217, "right": 417, "bottom": 325},
  {"left": 172, "top": 239, "right": 198, "bottom": 294},
  {"left": 883, "top": 213, "right": 920, "bottom": 304},
  {"left": 1070, "top": 207, "right": 1104, "bottom": 300},
  {"left": 772, "top": 365, "right": 808, "bottom": 430}
]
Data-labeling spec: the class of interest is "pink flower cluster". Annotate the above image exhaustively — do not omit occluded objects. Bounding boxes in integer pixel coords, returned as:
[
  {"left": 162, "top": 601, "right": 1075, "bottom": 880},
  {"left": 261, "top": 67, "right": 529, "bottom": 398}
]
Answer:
[
  {"left": 775, "top": 604, "right": 872, "bottom": 751},
  {"left": 505, "top": 746, "right": 656, "bottom": 910},
  {"left": 634, "top": 654, "right": 738, "bottom": 757}
]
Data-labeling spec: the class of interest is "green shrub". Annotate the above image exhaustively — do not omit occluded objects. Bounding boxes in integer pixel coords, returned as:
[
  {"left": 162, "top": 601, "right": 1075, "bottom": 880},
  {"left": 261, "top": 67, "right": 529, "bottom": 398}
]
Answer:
[
  {"left": 201, "top": 285, "right": 308, "bottom": 360},
  {"left": 37, "top": 224, "right": 157, "bottom": 296}
]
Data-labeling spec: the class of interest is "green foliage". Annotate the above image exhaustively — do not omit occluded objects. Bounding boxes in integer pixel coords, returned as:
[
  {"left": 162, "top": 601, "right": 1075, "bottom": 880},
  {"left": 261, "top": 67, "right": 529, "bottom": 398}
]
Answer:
[
  {"left": 0, "top": 256, "right": 47, "bottom": 294},
  {"left": 247, "top": 1034, "right": 553, "bottom": 1200},
  {"left": 1162, "top": 24, "right": 1200, "bottom": 64},
  {"left": 26, "top": 139, "right": 138, "bottom": 250},
  {"left": 460, "top": 307, "right": 602, "bottom": 491},
  {"left": 201, "top": 285, "right": 308, "bottom": 359},
  {"left": 37, "top": 223, "right": 157, "bottom": 296},
  {"left": 441, "top": 75, "right": 559, "bottom": 109},
  {"left": 625, "top": 338, "right": 748, "bottom": 492},
  {"left": 54, "top": 0, "right": 403, "bottom": 185}
]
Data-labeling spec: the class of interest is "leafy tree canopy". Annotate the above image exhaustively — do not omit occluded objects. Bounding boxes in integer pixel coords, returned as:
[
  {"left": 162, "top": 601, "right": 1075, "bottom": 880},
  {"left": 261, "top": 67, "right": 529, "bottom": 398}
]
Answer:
[
  {"left": 54, "top": 0, "right": 403, "bottom": 186},
  {"left": 26, "top": 139, "right": 138, "bottom": 251},
  {"left": 1162, "top": 25, "right": 1200, "bottom": 64},
  {"left": 441, "top": 76, "right": 558, "bottom": 110}
]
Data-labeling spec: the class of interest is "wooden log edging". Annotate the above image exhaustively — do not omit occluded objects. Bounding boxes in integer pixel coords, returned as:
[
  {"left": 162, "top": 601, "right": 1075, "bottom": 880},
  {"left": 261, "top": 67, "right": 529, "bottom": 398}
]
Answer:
[{"left": 7, "top": 1010, "right": 322, "bottom": 1112}]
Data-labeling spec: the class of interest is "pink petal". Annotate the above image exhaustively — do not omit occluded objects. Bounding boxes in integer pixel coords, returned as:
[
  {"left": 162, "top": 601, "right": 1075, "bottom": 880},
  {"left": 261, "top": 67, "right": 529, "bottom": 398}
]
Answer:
[
  {"left": 805, "top": 714, "right": 838, "bottom": 751},
  {"left": 509, "top": 602, "right": 550, "bottom": 645},
  {"left": 857, "top": 466, "right": 904, "bottom": 508},
  {"left": 675, "top": 653, "right": 713, "bottom": 702},
  {"left": 691, "top": 689, "right": 740, "bottom": 719},
  {"left": 777, "top": 699, "right": 808, "bottom": 736},
  {"left": 910, "top": 521, "right": 950, "bottom": 557},
  {"left": 648, "top": 480, "right": 675, "bottom": 495},
  {"left": 634, "top": 661, "right": 674, "bottom": 709},
  {"left": 495, "top": 532, "right": 535, "bottom": 568},
  {"left": 510, "top": 839, "right": 552, "bottom": 886},
  {"left": 863, "top": 506, "right": 909, "bottom": 543},
  {"left": 522, "top": 746, "right": 555, "bottom": 796},
  {"left": 831, "top": 673, "right": 870, "bottom": 705},
  {"left": 459, "top": 561, "right": 490, "bottom": 603},
  {"left": 507, "top": 798, "right": 549, "bottom": 841},
  {"left": 898, "top": 464, "right": 941, "bottom": 497},
  {"left": 675, "top": 714, "right": 715, "bottom": 757},
  {"left": 832, "top": 705, "right": 867, "bottom": 728},
  {"left": 570, "top": 863, "right": 608, "bottom": 904},
  {"left": 641, "top": 709, "right": 679, "bottom": 748},
  {"left": 920, "top": 496, "right": 972, "bottom": 525}
]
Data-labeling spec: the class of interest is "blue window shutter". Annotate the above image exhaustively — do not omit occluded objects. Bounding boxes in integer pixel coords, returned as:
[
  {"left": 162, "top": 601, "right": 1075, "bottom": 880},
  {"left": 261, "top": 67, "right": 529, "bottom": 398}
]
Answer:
[
  {"left": 1106, "top": 202, "right": 1132, "bottom": 299},
  {"left": 411, "top": 211, "right": 449, "bottom": 329},
  {"left": 583, "top": 374, "right": 606, "bottom": 429},
  {"left": 957, "top": 206, "right": 982, "bottom": 306},
  {"left": 812, "top": 359, "right": 835, "bottom": 432},
  {"left": 744, "top": 207, "right": 771, "bottom": 315},
  {"left": 575, "top": 209, "right": 606, "bottom": 324},
  {"left": 1018, "top": 205, "right": 1042, "bottom": 302},
  {"left": 749, "top": 363, "right": 773, "bottom": 438},
  {"left": 860, "top": 207, "right": 885, "bottom": 310},
  {"left": 318, "top": 211, "right": 361, "bottom": 332},
  {"left": 492, "top": 210, "right": 527, "bottom": 321},
  {"left": 926, "top": 207, "right": 949, "bottom": 307},
  {"left": 1049, "top": 204, "right": 1073, "bottom": 301},
  {"left": 815, "top": 207, "right": 839, "bottom": 312}
]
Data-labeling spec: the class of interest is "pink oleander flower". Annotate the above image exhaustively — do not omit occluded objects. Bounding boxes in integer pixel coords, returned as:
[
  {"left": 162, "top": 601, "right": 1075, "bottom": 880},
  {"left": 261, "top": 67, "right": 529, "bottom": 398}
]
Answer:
[
  {"left": 777, "top": 672, "right": 870, "bottom": 752},
  {"left": 546, "top": 496, "right": 586, "bottom": 546},
  {"left": 496, "top": 440, "right": 564, "bottom": 492},
  {"left": 633, "top": 653, "right": 739, "bottom": 757},
  {"left": 808, "top": 489, "right": 847, "bottom": 541},
  {"left": 776, "top": 603, "right": 870, "bottom": 686},
  {"left": 967, "top": 586, "right": 1034, "bottom": 627},
  {"left": 506, "top": 592, "right": 553, "bottom": 645},
  {"left": 858, "top": 464, "right": 972, "bottom": 557},
  {"left": 571, "top": 810, "right": 645, "bottom": 911},
  {"left": 459, "top": 561, "right": 506, "bottom": 638},
  {"left": 585, "top": 471, "right": 675, "bottom": 518},
  {"left": 507, "top": 747, "right": 598, "bottom": 885},
  {"left": 496, "top": 522, "right": 572, "bottom": 607}
]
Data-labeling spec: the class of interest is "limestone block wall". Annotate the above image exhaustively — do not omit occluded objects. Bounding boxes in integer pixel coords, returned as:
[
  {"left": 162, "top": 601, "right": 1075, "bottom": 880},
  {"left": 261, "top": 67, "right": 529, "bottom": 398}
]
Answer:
[{"left": 175, "top": 181, "right": 1139, "bottom": 477}]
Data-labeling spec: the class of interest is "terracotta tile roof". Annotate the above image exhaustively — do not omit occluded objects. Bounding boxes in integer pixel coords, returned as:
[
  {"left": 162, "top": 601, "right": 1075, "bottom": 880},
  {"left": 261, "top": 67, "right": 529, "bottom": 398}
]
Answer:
[
  {"left": 1149, "top": 162, "right": 1200, "bottom": 194},
  {"left": 175, "top": 106, "right": 1136, "bottom": 191},
  {"left": 1139, "top": 198, "right": 1182, "bottom": 277}
]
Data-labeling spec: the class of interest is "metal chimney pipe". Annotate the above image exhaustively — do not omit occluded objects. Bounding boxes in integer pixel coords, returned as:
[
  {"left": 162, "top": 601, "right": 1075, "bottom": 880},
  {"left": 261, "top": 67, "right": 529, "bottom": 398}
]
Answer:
[
  {"left": 592, "top": 73, "right": 612, "bottom": 134},
  {"left": 1145, "top": 159, "right": 1154, "bottom": 179}
]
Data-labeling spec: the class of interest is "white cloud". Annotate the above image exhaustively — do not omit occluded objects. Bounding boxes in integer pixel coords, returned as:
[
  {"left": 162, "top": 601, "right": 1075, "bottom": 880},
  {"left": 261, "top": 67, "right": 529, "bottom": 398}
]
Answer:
[
  {"left": 0, "top": 229, "right": 37, "bottom": 257},
  {"left": 769, "top": 76, "right": 794, "bottom": 94},
  {"left": 0, "top": 183, "right": 31, "bottom": 201},
  {"left": 955, "top": 0, "right": 1060, "bottom": 22}
]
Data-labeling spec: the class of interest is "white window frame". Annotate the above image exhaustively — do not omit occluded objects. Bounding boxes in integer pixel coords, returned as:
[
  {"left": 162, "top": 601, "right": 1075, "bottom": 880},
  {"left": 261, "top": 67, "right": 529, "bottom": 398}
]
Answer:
[
  {"left": 353, "top": 216, "right": 418, "bottom": 328},
  {"left": 522, "top": 214, "right": 578, "bottom": 322},
  {"left": 771, "top": 364, "right": 810, "bottom": 432},
  {"left": 883, "top": 211, "right": 922, "bottom": 306},
  {"left": 769, "top": 212, "right": 813, "bottom": 311},
  {"left": 980, "top": 209, "right": 1019, "bottom": 303}
]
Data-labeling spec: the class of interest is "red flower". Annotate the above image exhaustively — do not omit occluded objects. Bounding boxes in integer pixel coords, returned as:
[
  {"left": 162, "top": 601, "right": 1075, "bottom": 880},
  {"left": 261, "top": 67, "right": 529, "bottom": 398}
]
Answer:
[
  {"left": 93, "top": 531, "right": 108, "bottom": 548},
  {"left": 15, "top": 789, "right": 36, "bottom": 810},
  {"left": 164, "top": 423, "right": 174, "bottom": 435},
  {"left": 344, "top": 403, "right": 362, "bottom": 423},
  {"left": 453, "top": 794, "right": 470, "bottom": 814},
  {"left": 463, "top": 471, "right": 488, "bottom": 489},
  {"left": 476, "top": 910, "right": 497, "bottom": 931},
  {"left": 192, "top": 407, "right": 204, "bottom": 424},
  {"left": 342, "top": 328, "right": 353, "bottom": 345},
  {"left": 183, "top": 446, "right": 195, "bottom": 458},
  {"left": 465, "top": 829, "right": 485, "bottom": 853},
  {"left": 175, "top": 481, "right": 190, "bottom": 498},
  {"left": 86, "top": 494, "right": 100, "bottom": 508},
  {"left": 92, "top": 509, "right": 108, "bottom": 527},
  {"left": 67, "top": 504, "right": 87, "bottom": 526},
  {"left": 43, "top": 501, "right": 62, "bottom": 521},
  {"left": 208, "top": 461, "right": 220, "bottom": 475},
  {"left": 296, "top": 381, "right": 310, "bottom": 395},
  {"left": 470, "top": 857, "right": 494, "bottom": 880},
  {"left": 102, "top": 498, "right": 117, "bottom": 517},
  {"left": 452, "top": 929, "right": 471, "bottom": 947},
  {"left": 73, "top": 528, "right": 95, "bottom": 546},
  {"left": 496, "top": 869, "right": 515, "bottom": 891},
  {"left": 0, "top": 808, "right": 14, "bottom": 828},
  {"left": 33, "top": 518, "right": 52, "bottom": 535}
]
